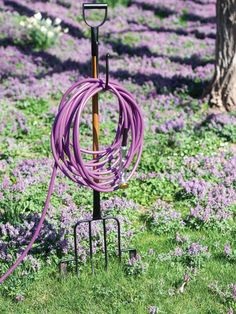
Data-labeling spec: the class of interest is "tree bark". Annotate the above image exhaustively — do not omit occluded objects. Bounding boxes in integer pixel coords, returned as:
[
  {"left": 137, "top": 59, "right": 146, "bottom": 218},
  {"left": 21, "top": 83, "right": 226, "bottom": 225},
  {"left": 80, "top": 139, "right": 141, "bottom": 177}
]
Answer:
[{"left": 209, "top": 0, "right": 236, "bottom": 111}]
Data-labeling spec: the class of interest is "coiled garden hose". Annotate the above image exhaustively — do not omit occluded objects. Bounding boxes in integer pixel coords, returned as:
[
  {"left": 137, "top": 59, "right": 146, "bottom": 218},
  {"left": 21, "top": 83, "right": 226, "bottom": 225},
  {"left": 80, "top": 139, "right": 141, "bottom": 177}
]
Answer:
[{"left": 0, "top": 78, "right": 144, "bottom": 284}]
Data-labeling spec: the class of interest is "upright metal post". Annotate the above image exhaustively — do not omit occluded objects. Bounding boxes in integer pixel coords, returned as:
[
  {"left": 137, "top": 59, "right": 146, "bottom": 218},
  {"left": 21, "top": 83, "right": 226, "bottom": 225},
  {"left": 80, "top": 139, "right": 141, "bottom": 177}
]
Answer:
[
  {"left": 91, "top": 26, "right": 101, "bottom": 220},
  {"left": 82, "top": 3, "right": 108, "bottom": 220}
]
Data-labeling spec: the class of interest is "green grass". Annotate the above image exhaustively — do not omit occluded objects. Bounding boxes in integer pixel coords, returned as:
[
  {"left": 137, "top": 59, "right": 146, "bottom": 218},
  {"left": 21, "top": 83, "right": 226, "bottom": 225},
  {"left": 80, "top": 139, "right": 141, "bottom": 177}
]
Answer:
[
  {"left": 0, "top": 230, "right": 235, "bottom": 313},
  {"left": 100, "top": 0, "right": 131, "bottom": 8},
  {"left": 1, "top": 89, "right": 236, "bottom": 312}
]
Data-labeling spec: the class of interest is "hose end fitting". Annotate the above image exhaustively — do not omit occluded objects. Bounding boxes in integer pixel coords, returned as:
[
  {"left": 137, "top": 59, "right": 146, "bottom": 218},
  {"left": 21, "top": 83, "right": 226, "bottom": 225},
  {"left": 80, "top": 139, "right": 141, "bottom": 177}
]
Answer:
[
  {"left": 119, "top": 182, "right": 129, "bottom": 189},
  {"left": 119, "top": 171, "right": 128, "bottom": 189},
  {"left": 118, "top": 146, "right": 129, "bottom": 189}
]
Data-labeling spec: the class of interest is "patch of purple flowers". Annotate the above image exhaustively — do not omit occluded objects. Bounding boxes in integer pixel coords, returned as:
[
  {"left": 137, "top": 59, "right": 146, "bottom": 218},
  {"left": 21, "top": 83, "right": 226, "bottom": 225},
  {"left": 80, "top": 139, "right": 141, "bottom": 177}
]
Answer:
[
  {"left": 144, "top": 199, "right": 184, "bottom": 235},
  {"left": 224, "top": 243, "right": 232, "bottom": 257},
  {"left": 156, "top": 114, "right": 185, "bottom": 133},
  {"left": 148, "top": 306, "right": 158, "bottom": 314},
  {"left": 187, "top": 242, "right": 208, "bottom": 256},
  {"left": 124, "top": 253, "right": 148, "bottom": 276}
]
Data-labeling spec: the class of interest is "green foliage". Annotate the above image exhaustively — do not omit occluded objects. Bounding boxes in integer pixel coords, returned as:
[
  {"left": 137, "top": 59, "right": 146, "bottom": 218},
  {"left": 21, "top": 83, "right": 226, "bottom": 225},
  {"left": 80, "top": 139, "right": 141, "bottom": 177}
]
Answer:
[
  {"left": 1, "top": 0, "right": 236, "bottom": 310},
  {"left": 212, "top": 124, "right": 236, "bottom": 143},
  {"left": 1, "top": 90, "right": 236, "bottom": 312},
  {"left": 99, "top": 0, "right": 131, "bottom": 8},
  {"left": 142, "top": 203, "right": 184, "bottom": 235},
  {"left": 16, "top": 98, "right": 50, "bottom": 116},
  {"left": 177, "top": 8, "right": 189, "bottom": 27},
  {"left": 123, "top": 254, "right": 148, "bottom": 276},
  {"left": 119, "top": 177, "right": 177, "bottom": 206},
  {"left": 209, "top": 281, "right": 236, "bottom": 312},
  {"left": 1, "top": 231, "right": 236, "bottom": 313},
  {"left": 19, "top": 13, "right": 68, "bottom": 50},
  {"left": 122, "top": 32, "right": 141, "bottom": 45}
]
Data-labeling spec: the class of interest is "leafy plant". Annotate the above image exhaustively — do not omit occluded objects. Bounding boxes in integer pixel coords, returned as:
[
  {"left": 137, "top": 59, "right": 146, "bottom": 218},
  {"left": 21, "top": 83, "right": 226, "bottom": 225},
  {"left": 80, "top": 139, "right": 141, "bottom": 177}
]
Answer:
[
  {"left": 209, "top": 282, "right": 236, "bottom": 313},
  {"left": 19, "top": 12, "right": 68, "bottom": 50},
  {"left": 100, "top": 0, "right": 131, "bottom": 8},
  {"left": 123, "top": 254, "right": 148, "bottom": 276},
  {"left": 142, "top": 199, "right": 184, "bottom": 235}
]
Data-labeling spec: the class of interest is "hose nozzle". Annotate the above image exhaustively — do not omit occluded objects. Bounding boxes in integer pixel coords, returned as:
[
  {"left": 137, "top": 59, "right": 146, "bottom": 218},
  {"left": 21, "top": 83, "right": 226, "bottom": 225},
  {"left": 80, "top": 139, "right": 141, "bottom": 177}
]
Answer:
[{"left": 118, "top": 146, "right": 129, "bottom": 189}]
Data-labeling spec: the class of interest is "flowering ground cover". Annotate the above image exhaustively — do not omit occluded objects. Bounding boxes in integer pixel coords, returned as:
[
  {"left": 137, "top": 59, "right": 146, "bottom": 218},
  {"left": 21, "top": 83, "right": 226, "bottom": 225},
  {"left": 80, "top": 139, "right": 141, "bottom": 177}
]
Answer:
[{"left": 0, "top": 0, "right": 236, "bottom": 313}]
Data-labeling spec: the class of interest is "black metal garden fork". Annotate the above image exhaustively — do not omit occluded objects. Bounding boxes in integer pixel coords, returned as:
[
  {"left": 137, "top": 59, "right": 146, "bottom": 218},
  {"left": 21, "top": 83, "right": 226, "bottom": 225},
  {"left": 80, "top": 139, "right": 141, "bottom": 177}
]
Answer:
[{"left": 73, "top": 3, "right": 123, "bottom": 275}]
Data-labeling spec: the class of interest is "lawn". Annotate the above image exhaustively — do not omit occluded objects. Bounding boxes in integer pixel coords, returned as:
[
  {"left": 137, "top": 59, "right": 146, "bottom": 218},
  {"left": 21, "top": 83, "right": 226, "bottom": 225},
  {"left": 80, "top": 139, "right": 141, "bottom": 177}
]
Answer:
[{"left": 0, "top": 0, "right": 236, "bottom": 313}]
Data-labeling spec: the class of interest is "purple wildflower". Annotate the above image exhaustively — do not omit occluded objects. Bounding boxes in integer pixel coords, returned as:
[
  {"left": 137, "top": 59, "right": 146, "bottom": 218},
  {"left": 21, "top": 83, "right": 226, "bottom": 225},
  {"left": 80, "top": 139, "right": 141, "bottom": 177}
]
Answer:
[
  {"left": 174, "top": 247, "right": 183, "bottom": 257},
  {"left": 230, "top": 284, "right": 236, "bottom": 301},
  {"left": 148, "top": 306, "right": 158, "bottom": 314},
  {"left": 224, "top": 243, "right": 231, "bottom": 257},
  {"left": 15, "top": 294, "right": 25, "bottom": 302},
  {"left": 188, "top": 242, "right": 208, "bottom": 255}
]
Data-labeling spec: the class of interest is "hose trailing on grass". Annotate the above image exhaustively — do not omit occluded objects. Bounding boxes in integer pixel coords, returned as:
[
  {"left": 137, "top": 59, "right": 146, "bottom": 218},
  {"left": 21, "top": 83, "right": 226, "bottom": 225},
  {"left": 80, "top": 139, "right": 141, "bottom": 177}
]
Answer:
[{"left": 0, "top": 78, "right": 144, "bottom": 284}]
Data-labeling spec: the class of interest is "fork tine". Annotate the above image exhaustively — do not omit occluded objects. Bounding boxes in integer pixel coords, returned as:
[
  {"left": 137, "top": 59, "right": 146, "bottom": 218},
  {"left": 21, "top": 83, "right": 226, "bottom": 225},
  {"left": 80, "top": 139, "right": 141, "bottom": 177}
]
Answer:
[
  {"left": 104, "top": 217, "right": 122, "bottom": 262},
  {"left": 88, "top": 220, "right": 94, "bottom": 274},
  {"left": 73, "top": 222, "right": 79, "bottom": 276},
  {"left": 103, "top": 219, "right": 108, "bottom": 270},
  {"left": 73, "top": 216, "right": 122, "bottom": 275}
]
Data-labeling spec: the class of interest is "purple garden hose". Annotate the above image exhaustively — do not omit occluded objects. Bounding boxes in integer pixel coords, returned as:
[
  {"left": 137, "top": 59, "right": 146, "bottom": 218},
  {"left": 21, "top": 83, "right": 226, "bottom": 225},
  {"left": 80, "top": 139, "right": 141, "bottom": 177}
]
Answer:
[{"left": 0, "top": 78, "right": 144, "bottom": 284}]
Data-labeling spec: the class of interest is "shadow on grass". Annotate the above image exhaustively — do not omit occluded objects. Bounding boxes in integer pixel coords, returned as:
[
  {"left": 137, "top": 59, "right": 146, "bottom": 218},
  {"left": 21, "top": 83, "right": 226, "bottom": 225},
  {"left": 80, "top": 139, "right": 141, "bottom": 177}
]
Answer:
[
  {"left": 0, "top": 38, "right": 209, "bottom": 97},
  {"left": 0, "top": 39, "right": 209, "bottom": 97},
  {"left": 181, "top": 12, "right": 216, "bottom": 24},
  {"left": 126, "top": 19, "right": 216, "bottom": 40},
  {"left": 110, "top": 68, "right": 208, "bottom": 97},
  {"left": 106, "top": 39, "right": 215, "bottom": 68},
  {"left": 174, "top": 189, "right": 194, "bottom": 202},
  {"left": 131, "top": 0, "right": 215, "bottom": 25},
  {"left": 132, "top": 0, "right": 176, "bottom": 18},
  {"left": 188, "top": 0, "right": 216, "bottom": 4},
  {"left": 0, "top": 37, "right": 91, "bottom": 79}
]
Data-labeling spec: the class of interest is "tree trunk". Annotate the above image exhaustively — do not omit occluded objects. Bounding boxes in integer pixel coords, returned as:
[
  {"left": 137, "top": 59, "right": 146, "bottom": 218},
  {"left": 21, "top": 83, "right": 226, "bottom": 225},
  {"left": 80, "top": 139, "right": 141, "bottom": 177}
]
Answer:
[{"left": 209, "top": 0, "right": 236, "bottom": 112}]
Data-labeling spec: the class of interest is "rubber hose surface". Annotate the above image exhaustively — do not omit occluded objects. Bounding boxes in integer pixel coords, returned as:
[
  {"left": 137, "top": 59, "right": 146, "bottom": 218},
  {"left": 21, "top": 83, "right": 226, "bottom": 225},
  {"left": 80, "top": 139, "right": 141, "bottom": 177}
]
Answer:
[{"left": 0, "top": 78, "right": 144, "bottom": 284}]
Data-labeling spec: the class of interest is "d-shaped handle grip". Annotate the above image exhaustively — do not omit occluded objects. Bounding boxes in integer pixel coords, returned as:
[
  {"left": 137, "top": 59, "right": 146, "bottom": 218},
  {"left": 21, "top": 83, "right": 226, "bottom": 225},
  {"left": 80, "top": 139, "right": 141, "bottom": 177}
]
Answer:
[{"left": 82, "top": 3, "right": 108, "bottom": 28}]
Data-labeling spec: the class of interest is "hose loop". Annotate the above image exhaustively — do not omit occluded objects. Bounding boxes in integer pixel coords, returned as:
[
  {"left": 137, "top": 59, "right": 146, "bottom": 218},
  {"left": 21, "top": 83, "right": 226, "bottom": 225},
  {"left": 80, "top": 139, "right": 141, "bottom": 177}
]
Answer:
[{"left": 51, "top": 78, "right": 144, "bottom": 192}]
